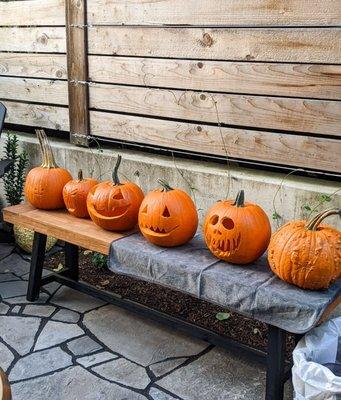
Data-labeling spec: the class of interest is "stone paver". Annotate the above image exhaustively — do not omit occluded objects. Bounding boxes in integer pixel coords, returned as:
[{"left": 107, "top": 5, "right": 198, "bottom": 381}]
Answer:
[
  {"left": 23, "top": 304, "right": 56, "bottom": 317},
  {"left": 77, "top": 351, "right": 117, "bottom": 368},
  {"left": 9, "top": 347, "right": 72, "bottom": 382},
  {"left": 67, "top": 336, "right": 102, "bottom": 356},
  {"left": 0, "top": 342, "right": 14, "bottom": 371},
  {"left": 149, "top": 387, "right": 178, "bottom": 400},
  {"left": 0, "top": 303, "right": 9, "bottom": 314},
  {"left": 51, "top": 286, "right": 106, "bottom": 313},
  {"left": 0, "top": 273, "right": 18, "bottom": 282},
  {"left": 0, "top": 316, "right": 41, "bottom": 355},
  {"left": 11, "top": 305, "right": 20, "bottom": 314},
  {"left": 93, "top": 358, "right": 151, "bottom": 390},
  {"left": 150, "top": 358, "right": 187, "bottom": 378},
  {"left": 5, "top": 292, "right": 49, "bottom": 304},
  {"left": 52, "top": 308, "right": 80, "bottom": 323},
  {"left": 34, "top": 321, "right": 84, "bottom": 350},
  {"left": 11, "top": 366, "right": 147, "bottom": 400},
  {"left": 0, "top": 244, "right": 14, "bottom": 261},
  {"left": 0, "top": 280, "right": 28, "bottom": 298},
  {"left": 0, "top": 253, "right": 29, "bottom": 276},
  {"left": 84, "top": 305, "right": 208, "bottom": 366}
]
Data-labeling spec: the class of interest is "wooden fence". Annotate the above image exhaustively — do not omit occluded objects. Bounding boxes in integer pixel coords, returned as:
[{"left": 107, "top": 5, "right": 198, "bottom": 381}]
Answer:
[{"left": 0, "top": 0, "right": 340, "bottom": 174}]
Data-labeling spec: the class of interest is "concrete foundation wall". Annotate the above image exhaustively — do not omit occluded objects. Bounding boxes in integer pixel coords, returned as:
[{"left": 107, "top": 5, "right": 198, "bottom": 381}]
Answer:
[{"left": 1, "top": 131, "right": 340, "bottom": 231}]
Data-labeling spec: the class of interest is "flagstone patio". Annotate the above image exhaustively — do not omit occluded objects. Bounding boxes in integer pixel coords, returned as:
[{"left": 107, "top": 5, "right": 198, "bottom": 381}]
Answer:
[{"left": 0, "top": 243, "right": 299, "bottom": 399}]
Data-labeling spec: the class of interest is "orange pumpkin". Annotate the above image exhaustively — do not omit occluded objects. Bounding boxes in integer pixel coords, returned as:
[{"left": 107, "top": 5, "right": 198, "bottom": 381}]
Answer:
[
  {"left": 25, "top": 129, "right": 72, "bottom": 209},
  {"left": 268, "top": 208, "right": 341, "bottom": 290},
  {"left": 203, "top": 190, "right": 271, "bottom": 264},
  {"left": 87, "top": 155, "right": 144, "bottom": 231},
  {"left": 63, "top": 170, "right": 97, "bottom": 218},
  {"left": 138, "top": 179, "right": 198, "bottom": 247}
]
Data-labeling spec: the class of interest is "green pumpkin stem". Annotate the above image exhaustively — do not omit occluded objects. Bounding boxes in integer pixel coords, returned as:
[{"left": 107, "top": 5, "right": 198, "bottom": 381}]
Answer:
[
  {"left": 112, "top": 155, "right": 122, "bottom": 185},
  {"left": 306, "top": 208, "right": 341, "bottom": 231},
  {"left": 233, "top": 190, "right": 245, "bottom": 207},
  {"left": 157, "top": 179, "right": 173, "bottom": 192},
  {"left": 78, "top": 169, "right": 83, "bottom": 181}
]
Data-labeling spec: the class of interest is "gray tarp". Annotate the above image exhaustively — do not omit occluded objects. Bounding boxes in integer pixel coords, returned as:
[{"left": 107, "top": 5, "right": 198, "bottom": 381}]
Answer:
[{"left": 109, "top": 233, "right": 341, "bottom": 334}]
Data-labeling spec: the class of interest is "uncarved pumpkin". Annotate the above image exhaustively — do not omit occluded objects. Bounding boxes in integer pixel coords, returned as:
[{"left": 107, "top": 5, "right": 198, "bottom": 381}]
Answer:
[
  {"left": 87, "top": 155, "right": 144, "bottom": 231},
  {"left": 138, "top": 179, "right": 198, "bottom": 247},
  {"left": 25, "top": 129, "right": 72, "bottom": 209},
  {"left": 203, "top": 190, "right": 271, "bottom": 264},
  {"left": 63, "top": 170, "right": 98, "bottom": 218},
  {"left": 268, "top": 208, "right": 341, "bottom": 290}
]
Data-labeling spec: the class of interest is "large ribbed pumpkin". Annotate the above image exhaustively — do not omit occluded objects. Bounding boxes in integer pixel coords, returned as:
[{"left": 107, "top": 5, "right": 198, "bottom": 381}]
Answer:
[
  {"left": 203, "top": 190, "right": 271, "bottom": 264},
  {"left": 63, "top": 170, "right": 97, "bottom": 218},
  {"left": 138, "top": 179, "right": 198, "bottom": 247},
  {"left": 25, "top": 129, "right": 72, "bottom": 209},
  {"left": 268, "top": 208, "right": 341, "bottom": 290},
  {"left": 87, "top": 155, "right": 144, "bottom": 231}
]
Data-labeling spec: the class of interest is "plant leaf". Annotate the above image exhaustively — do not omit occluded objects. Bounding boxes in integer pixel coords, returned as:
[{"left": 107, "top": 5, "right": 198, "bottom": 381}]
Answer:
[{"left": 216, "top": 312, "right": 231, "bottom": 321}]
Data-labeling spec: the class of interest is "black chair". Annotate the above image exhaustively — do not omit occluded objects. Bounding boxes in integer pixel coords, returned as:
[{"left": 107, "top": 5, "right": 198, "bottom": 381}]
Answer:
[{"left": 0, "top": 103, "right": 13, "bottom": 177}]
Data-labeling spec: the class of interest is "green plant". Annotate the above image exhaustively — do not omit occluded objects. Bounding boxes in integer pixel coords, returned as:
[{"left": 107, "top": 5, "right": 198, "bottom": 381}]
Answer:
[
  {"left": 92, "top": 252, "right": 108, "bottom": 269},
  {"left": 3, "top": 133, "right": 29, "bottom": 205}
]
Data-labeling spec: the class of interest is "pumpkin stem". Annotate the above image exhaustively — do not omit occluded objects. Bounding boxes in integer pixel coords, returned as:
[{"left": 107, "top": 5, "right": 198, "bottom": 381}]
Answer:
[
  {"left": 306, "top": 208, "right": 341, "bottom": 231},
  {"left": 36, "top": 129, "right": 58, "bottom": 168},
  {"left": 157, "top": 179, "right": 173, "bottom": 192},
  {"left": 233, "top": 190, "right": 245, "bottom": 207},
  {"left": 78, "top": 169, "right": 83, "bottom": 181},
  {"left": 36, "top": 129, "right": 48, "bottom": 167},
  {"left": 112, "top": 155, "right": 122, "bottom": 185}
]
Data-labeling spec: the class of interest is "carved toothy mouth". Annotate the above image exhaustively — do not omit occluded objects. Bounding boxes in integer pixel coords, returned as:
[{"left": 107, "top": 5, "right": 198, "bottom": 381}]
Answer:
[
  {"left": 140, "top": 224, "right": 179, "bottom": 237},
  {"left": 209, "top": 232, "right": 241, "bottom": 254}
]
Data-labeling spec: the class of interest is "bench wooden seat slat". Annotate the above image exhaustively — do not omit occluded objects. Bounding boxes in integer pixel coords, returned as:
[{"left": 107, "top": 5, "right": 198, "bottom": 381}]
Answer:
[{"left": 3, "top": 203, "right": 133, "bottom": 255}]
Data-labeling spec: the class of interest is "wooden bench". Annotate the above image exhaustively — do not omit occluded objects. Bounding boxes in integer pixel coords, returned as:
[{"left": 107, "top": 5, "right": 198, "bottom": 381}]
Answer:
[
  {"left": 0, "top": 368, "right": 11, "bottom": 400},
  {"left": 3, "top": 203, "right": 340, "bottom": 400}
]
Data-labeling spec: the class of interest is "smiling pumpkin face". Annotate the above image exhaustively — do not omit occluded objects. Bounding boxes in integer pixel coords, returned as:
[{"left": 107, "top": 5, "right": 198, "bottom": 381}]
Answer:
[
  {"left": 204, "top": 190, "right": 271, "bottom": 264},
  {"left": 138, "top": 180, "right": 198, "bottom": 247}
]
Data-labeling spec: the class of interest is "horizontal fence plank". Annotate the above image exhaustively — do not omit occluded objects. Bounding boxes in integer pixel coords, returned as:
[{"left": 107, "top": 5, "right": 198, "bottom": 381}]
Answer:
[
  {"left": 0, "top": 77, "right": 68, "bottom": 105},
  {"left": 89, "top": 56, "right": 341, "bottom": 100},
  {"left": 0, "top": 27, "right": 66, "bottom": 53},
  {"left": 87, "top": 0, "right": 341, "bottom": 27},
  {"left": 2, "top": 101, "right": 69, "bottom": 131},
  {"left": 0, "top": 53, "right": 67, "bottom": 79},
  {"left": 90, "top": 111, "right": 341, "bottom": 173},
  {"left": 89, "top": 85, "right": 341, "bottom": 136},
  {"left": 88, "top": 27, "right": 341, "bottom": 63},
  {"left": 0, "top": 0, "right": 65, "bottom": 26}
]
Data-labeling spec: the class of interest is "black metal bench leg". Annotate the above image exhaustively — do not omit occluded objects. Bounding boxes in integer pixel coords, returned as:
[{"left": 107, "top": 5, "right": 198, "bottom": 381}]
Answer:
[
  {"left": 27, "top": 232, "right": 47, "bottom": 301},
  {"left": 265, "top": 325, "right": 286, "bottom": 400},
  {"left": 65, "top": 242, "right": 79, "bottom": 281}
]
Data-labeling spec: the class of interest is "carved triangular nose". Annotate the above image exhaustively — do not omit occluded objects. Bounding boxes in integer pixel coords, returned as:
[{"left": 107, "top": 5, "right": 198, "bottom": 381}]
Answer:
[{"left": 213, "top": 229, "right": 222, "bottom": 235}]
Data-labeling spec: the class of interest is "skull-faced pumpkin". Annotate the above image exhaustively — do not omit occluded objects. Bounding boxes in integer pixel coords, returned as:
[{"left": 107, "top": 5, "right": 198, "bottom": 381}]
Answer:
[
  {"left": 63, "top": 170, "right": 98, "bottom": 218},
  {"left": 138, "top": 179, "right": 198, "bottom": 247},
  {"left": 204, "top": 190, "right": 271, "bottom": 264},
  {"left": 87, "top": 155, "right": 144, "bottom": 231}
]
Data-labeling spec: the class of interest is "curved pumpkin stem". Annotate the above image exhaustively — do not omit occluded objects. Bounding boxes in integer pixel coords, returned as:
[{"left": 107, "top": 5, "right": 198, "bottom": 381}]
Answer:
[
  {"left": 78, "top": 169, "right": 83, "bottom": 181},
  {"left": 112, "top": 155, "right": 122, "bottom": 185},
  {"left": 306, "top": 208, "right": 341, "bottom": 231},
  {"left": 36, "top": 129, "right": 58, "bottom": 169},
  {"left": 233, "top": 190, "right": 245, "bottom": 207},
  {"left": 157, "top": 179, "right": 173, "bottom": 192},
  {"left": 36, "top": 129, "right": 48, "bottom": 167}
]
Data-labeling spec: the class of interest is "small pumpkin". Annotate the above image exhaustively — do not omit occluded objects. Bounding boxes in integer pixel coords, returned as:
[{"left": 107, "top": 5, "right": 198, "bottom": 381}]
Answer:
[
  {"left": 138, "top": 179, "right": 198, "bottom": 247},
  {"left": 204, "top": 190, "right": 271, "bottom": 264},
  {"left": 63, "top": 170, "right": 97, "bottom": 218},
  {"left": 268, "top": 208, "right": 341, "bottom": 290},
  {"left": 25, "top": 129, "right": 72, "bottom": 209},
  {"left": 87, "top": 155, "right": 144, "bottom": 231}
]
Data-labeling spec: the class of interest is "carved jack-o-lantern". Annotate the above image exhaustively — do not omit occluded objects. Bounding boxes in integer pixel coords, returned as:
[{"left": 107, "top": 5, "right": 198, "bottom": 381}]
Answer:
[
  {"left": 204, "top": 190, "right": 271, "bottom": 264},
  {"left": 63, "top": 170, "right": 98, "bottom": 218},
  {"left": 138, "top": 179, "right": 198, "bottom": 247},
  {"left": 87, "top": 155, "right": 144, "bottom": 231}
]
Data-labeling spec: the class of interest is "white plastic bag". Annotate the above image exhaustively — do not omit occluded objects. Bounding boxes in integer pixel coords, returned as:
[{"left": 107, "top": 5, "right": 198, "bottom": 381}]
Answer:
[{"left": 292, "top": 316, "right": 341, "bottom": 400}]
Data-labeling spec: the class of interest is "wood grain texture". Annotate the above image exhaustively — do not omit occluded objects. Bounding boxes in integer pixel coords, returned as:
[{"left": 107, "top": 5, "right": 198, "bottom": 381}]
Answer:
[
  {"left": 89, "top": 85, "right": 341, "bottom": 136},
  {"left": 0, "top": 27, "right": 66, "bottom": 53},
  {"left": 0, "top": 54, "right": 67, "bottom": 79},
  {"left": 0, "top": 77, "right": 68, "bottom": 105},
  {"left": 87, "top": 0, "right": 341, "bottom": 26},
  {"left": 65, "top": 0, "right": 90, "bottom": 146},
  {"left": 90, "top": 111, "right": 341, "bottom": 173},
  {"left": 88, "top": 27, "right": 341, "bottom": 63},
  {"left": 0, "top": 0, "right": 65, "bottom": 26},
  {"left": 0, "top": 368, "right": 11, "bottom": 400},
  {"left": 3, "top": 204, "right": 132, "bottom": 255},
  {"left": 2, "top": 101, "right": 69, "bottom": 131},
  {"left": 89, "top": 57, "right": 341, "bottom": 100}
]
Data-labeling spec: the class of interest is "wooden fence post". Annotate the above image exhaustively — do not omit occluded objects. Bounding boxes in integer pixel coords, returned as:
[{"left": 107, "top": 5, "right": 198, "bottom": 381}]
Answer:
[{"left": 65, "top": 0, "right": 89, "bottom": 146}]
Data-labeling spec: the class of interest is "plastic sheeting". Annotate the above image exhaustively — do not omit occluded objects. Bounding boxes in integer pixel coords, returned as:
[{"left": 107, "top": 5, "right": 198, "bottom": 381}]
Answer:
[{"left": 109, "top": 233, "right": 341, "bottom": 334}]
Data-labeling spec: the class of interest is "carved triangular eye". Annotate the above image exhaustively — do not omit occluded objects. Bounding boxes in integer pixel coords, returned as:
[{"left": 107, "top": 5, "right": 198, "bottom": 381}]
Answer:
[
  {"left": 141, "top": 205, "right": 148, "bottom": 214},
  {"left": 162, "top": 206, "right": 171, "bottom": 217},
  {"left": 112, "top": 190, "right": 124, "bottom": 200}
]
